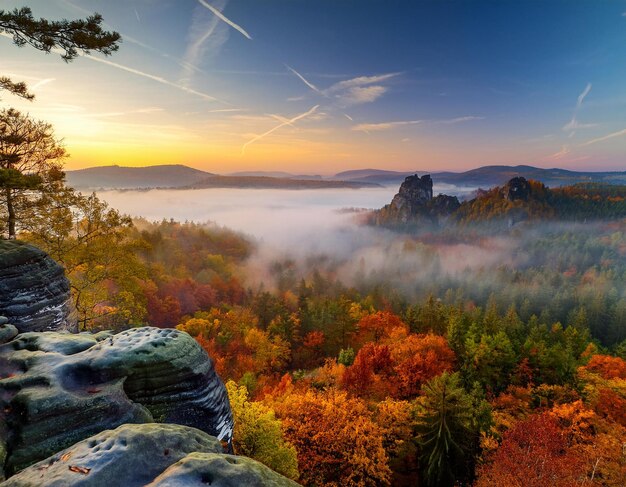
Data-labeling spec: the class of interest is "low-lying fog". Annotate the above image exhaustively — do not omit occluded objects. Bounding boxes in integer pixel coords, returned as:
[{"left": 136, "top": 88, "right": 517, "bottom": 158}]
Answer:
[
  {"left": 94, "top": 184, "right": 579, "bottom": 297},
  {"left": 97, "top": 184, "right": 475, "bottom": 248}
]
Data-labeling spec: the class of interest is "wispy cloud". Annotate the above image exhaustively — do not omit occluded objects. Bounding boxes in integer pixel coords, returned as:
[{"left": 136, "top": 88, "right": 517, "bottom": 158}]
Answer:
[
  {"left": 30, "top": 78, "right": 55, "bottom": 90},
  {"left": 59, "top": 0, "right": 207, "bottom": 77},
  {"left": 208, "top": 108, "right": 246, "bottom": 113},
  {"left": 326, "top": 73, "right": 401, "bottom": 93},
  {"left": 241, "top": 105, "right": 319, "bottom": 154},
  {"left": 198, "top": 0, "right": 252, "bottom": 40},
  {"left": 562, "top": 119, "right": 597, "bottom": 132},
  {"left": 580, "top": 128, "right": 626, "bottom": 146},
  {"left": 433, "top": 116, "right": 485, "bottom": 125},
  {"left": 325, "top": 72, "right": 400, "bottom": 106},
  {"left": 353, "top": 120, "right": 423, "bottom": 132},
  {"left": 285, "top": 65, "right": 322, "bottom": 94},
  {"left": 181, "top": 0, "right": 229, "bottom": 84},
  {"left": 548, "top": 145, "right": 570, "bottom": 160},
  {"left": 563, "top": 83, "right": 592, "bottom": 136},
  {"left": 83, "top": 54, "right": 225, "bottom": 103},
  {"left": 86, "top": 107, "right": 164, "bottom": 119},
  {"left": 352, "top": 115, "right": 483, "bottom": 132},
  {"left": 340, "top": 85, "right": 387, "bottom": 105},
  {"left": 577, "top": 83, "right": 592, "bottom": 108}
]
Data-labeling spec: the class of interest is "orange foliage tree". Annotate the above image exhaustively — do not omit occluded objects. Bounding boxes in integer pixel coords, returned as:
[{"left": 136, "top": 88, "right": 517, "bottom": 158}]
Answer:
[
  {"left": 269, "top": 388, "right": 392, "bottom": 487},
  {"left": 584, "top": 354, "right": 626, "bottom": 380}
]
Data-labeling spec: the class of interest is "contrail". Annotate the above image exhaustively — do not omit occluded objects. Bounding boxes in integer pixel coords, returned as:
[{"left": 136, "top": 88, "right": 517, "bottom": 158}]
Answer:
[
  {"left": 241, "top": 105, "right": 319, "bottom": 154},
  {"left": 580, "top": 128, "right": 626, "bottom": 146},
  {"left": 134, "top": 8, "right": 141, "bottom": 23},
  {"left": 577, "top": 83, "right": 592, "bottom": 109},
  {"left": 198, "top": 0, "right": 252, "bottom": 40},
  {"left": 285, "top": 65, "right": 322, "bottom": 94},
  {"left": 83, "top": 54, "right": 226, "bottom": 103},
  {"left": 269, "top": 114, "right": 295, "bottom": 126},
  {"left": 30, "top": 78, "right": 55, "bottom": 90}
]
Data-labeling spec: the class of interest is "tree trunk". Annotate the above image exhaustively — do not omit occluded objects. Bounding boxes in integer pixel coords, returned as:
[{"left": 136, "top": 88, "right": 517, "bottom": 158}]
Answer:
[{"left": 6, "top": 188, "right": 16, "bottom": 239}]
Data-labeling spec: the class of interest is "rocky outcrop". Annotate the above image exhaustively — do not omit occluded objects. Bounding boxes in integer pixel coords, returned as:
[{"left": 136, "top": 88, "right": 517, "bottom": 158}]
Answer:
[
  {"left": 147, "top": 452, "right": 299, "bottom": 487},
  {"left": 430, "top": 194, "right": 461, "bottom": 216},
  {"left": 389, "top": 174, "right": 434, "bottom": 215},
  {"left": 504, "top": 176, "right": 531, "bottom": 202},
  {"left": 2, "top": 424, "right": 297, "bottom": 487},
  {"left": 0, "top": 327, "right": 233, "bottom": 476},
  {"left": 374, "top": 174, "right": 460, "bottom": 226},
  {"left": 0, "top": 241, "right": 76, "bottom": 333}
]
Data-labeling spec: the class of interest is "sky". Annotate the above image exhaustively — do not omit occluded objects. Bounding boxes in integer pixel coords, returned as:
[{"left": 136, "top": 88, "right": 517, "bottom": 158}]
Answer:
[{"left": 1, "top": 0, "right": 626, "bottom": 174}]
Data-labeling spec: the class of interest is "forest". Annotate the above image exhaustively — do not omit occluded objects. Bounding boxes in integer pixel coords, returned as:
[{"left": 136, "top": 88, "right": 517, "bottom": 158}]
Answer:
[{"left": 16, "top": 208, "right": 626, "bottom": 486}]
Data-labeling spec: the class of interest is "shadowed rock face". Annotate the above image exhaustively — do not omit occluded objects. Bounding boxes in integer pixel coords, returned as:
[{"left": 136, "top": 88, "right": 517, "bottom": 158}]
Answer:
[
  {"left": 375, "top": 174, "right": 460, "bottom": 226},
  {"left": 0, "top": 241, "right": 76, "bottom": 333},
  {"left": 390, "top": 174, "right": 434, "bottom": 214},
  {"left": 505, "top": 176, "right": 531, "bottom": 202},
  {"left": 0, "top": 327, "right": 233, "bottom": 476},
  {"left": 1, "top": 424, "right": 297, "bottom": 487}
]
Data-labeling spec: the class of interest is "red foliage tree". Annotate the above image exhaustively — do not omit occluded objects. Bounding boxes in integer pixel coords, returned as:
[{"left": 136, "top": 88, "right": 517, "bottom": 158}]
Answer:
[
  {"left": 476, "top": 413, "right": 587, "bottom": 487},
  {"left": 355, "top": 311, "right": 408, "bottom": 344}
]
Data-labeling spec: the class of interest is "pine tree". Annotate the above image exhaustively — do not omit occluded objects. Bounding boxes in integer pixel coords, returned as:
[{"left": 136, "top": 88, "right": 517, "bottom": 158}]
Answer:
[{"left": 413, "top": 371, "right": 474, "bottom": 486}]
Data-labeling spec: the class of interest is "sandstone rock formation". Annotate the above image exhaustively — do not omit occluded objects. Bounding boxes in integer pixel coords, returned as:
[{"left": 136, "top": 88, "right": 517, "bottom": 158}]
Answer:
[
  {"left": 389, "top": 174, "right": 434, "bottom": 215},
  {"left": 2, "top": 424, "right": 297, "bottom": 487},
  {"left": 147, "top": 452, "right": 299, "bottom": 487},
  {"left": 504, "top": 176, "right": 531, "bottom": 202},
  {"left": 0, "top": 241, "right": 76, "bottom": 333},
  {"left": 0, "top": 327, "right": 233, "bottom": 477},
  {"left": 374, "top": 174, "right": 460, "bottom": 226}
]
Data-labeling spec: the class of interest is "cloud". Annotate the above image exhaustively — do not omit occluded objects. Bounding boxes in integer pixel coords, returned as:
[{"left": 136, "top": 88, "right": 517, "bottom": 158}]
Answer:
[
  {"left": 340, "top": 85, "right": 387, "bottom": 105},
  {"left": 86, "top": 107, "right": 164, "bottom": 119},
  {"left": 181, "top": 0, "right": 229, "bottom": 84},
  {"left": 353, "top": 120, "right": 423, "bottom": 132},
  {"left": 241, "top": 105, "right": 319, "bottom": 154},
  {"left": 433, "top": 116, "right": 485, "bottom": 125},
  {"left": 83, "top": 54, "right": 225, "bottom": 103},
  {"left": 30, "top": 78, "right": 55, "bottom": 90},
  {"left": 208, "top": 108, "right": 246, "bottom": 113},
  {"left": 285, "top": 65, "right": 322, "bottom": 94},
  {"left": 580, "top": 128, "right": 626, "bottom": 146},
  {"left": 563, "top": 83, "right": 592, "bottom": 136},
  {"left": 352, "top": 115, "right": 483, "bottom": 132},
  {"left": 577, "top": 83, "right": 592, "bottom": 108},
  {"left": 548, "top": 145, "right": 570, "bottom": 160},
  {"left": 343, "top": 113, "right": 353, "bottom": 121},
  {"left": 319, "top": 72, "right": 401, "bottom": 106},
  {"left": 198, "top": 0, "right": 252, "bottom": 40},
  {"left": 562, "top": 119, "right": 598, "bottom": 132},
  {"left": 326, "top": 73, "right": 401, "bottom": 93}
]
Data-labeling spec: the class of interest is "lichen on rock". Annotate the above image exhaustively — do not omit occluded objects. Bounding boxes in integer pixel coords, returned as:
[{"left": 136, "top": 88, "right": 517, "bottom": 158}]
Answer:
[{"left": 0, "top": 327, "right": 233, "bottom": 476}]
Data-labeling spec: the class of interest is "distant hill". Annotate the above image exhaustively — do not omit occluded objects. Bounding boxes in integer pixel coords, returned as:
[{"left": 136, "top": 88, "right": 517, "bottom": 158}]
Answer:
[
  {"left": 187, "top": 175, "right": 380, "bottom": 190},
  {"left": 66, "top": 164, "right": 379, "bottom": 190},
  {"left": 228, "top": 171, "right": 323, "bottom": 180},
  {"left": 336, "top": 165, "right": 626, "bottom": 187},
  {"left": 66, "top": 165, "right": 214, "bottom": 190}
]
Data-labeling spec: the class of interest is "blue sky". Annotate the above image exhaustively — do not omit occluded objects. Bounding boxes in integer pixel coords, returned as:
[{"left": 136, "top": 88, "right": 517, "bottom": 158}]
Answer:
[{"left": 2, "top": 0, "right": 626, "bottom": 173}]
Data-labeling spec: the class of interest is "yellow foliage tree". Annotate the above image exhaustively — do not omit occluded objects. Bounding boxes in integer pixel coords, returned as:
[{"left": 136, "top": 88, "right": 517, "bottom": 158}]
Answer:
[{"left": 226, "top": 380, "right": 299, "bottom": 480}]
